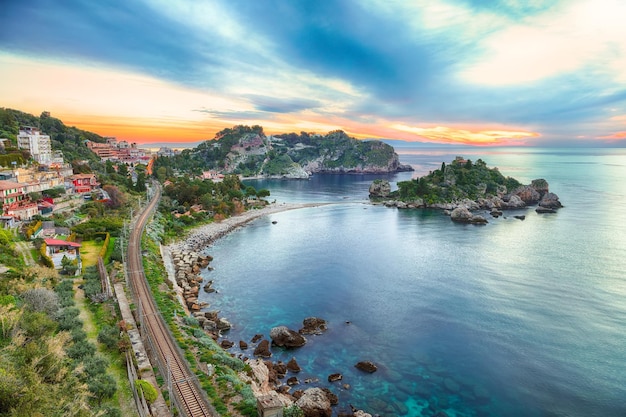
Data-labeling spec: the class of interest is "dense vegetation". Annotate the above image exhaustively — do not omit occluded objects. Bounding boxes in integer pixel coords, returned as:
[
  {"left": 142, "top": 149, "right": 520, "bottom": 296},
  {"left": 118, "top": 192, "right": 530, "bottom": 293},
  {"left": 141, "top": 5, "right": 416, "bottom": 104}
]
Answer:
[
  {"left": 1, "top": 110, "right": 281, "bottom": 416},
  {"left": 0, "top": 260, "right": 128, "bottom": 416},
  {"left": 156, "top": 174, "right": 269, "bottom": 241},
  {"left": 390, "top": 157, "right": 522, "bottom": 204},
  {"left": 153, "top": 125, "right": 266, "bottom": 175},
  {"left": 276, "top": 129, "right": 397, "bottom": 169},
  {"left": 0, "top": 108, "right": 104, "bottom": 168},
  {"left": 152, "top": 125, "right": 401, "bottom": 177}
]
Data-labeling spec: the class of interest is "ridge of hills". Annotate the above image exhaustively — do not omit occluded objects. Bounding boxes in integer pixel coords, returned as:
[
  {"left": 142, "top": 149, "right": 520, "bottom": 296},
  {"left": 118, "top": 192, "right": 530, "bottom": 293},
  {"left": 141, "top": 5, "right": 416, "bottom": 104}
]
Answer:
[{"left": 159, "top": 125, "right": 413, "bottom": 178}]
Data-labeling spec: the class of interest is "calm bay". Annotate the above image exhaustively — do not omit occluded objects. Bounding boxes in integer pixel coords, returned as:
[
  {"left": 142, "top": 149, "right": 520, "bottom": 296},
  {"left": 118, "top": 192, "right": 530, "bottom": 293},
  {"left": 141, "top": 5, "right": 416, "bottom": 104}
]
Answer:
[{"left": 197, "top": 147, "right": 626, "bottom": 417}]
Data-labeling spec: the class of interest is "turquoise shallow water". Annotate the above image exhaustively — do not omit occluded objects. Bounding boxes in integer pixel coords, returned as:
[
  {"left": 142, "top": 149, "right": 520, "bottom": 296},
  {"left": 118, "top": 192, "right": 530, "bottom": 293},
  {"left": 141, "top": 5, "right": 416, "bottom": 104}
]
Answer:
[{"left": 198, "top": 147, "right": 626, "bottom": 417}]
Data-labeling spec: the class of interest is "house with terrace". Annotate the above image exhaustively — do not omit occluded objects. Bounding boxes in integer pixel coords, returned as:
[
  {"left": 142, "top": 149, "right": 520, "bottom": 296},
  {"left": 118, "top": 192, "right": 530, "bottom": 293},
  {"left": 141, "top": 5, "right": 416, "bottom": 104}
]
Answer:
[{"left": 44, "top": 238, "right": 82, "bottom": 273}]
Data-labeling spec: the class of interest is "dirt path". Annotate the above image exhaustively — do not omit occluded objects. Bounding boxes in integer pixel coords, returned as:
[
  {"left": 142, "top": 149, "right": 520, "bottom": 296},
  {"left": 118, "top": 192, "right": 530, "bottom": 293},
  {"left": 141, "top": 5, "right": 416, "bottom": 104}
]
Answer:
[{"left": 15, "top": 241, "right": 36, "bottom": 266}]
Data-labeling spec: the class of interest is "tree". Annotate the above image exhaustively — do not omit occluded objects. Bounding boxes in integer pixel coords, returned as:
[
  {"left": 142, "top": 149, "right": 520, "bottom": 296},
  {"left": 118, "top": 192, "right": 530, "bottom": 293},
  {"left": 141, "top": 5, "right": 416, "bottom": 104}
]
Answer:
[
  {"left": 257, "top": 189, "right": 270, "bottom": 198},
  {"left": 21, "top": 287, "right": 60, "bottom": 316},
  {"left": 102, "top": 184, "right": 125, "bottom": 209},
  {"left": 97, "top": 325, "right": 120, "bottom": 350},
  {"left": 117, "top": 163, "right": 128, "bottom": 177},
  {"left": 0, "top": 228, "right": 12, "bottom": 247},
  {"left": 87, "top": 374, "right": 116, "bottom": 405},
  {"left": 155, "top": 166, "right": 167, "bottom": 183},
  {"left": 135, "top": 172, "right": 146, "bottom": 192},
  {"left": 61, "top": 255, "right": 78, "bottom": 275},
  {"left": 245, "top": 185, "right": 257, "bottom": 197}
]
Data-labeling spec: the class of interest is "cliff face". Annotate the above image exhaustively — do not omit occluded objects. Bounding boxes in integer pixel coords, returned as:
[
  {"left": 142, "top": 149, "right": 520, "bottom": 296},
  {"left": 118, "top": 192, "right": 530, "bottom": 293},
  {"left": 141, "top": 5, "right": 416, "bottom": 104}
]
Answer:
[{"left": 191, "top": 126, "right": 412, "bottom": 178}]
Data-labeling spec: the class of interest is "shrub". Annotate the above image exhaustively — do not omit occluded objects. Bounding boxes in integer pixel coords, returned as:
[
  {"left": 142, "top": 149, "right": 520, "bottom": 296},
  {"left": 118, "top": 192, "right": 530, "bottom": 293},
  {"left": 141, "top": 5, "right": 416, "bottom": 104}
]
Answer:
[
  {"left": 71, "top": 327, "right": 87, "bottom": 342},
  {"left": 20, "top": 311, "right": 57, "bottom": 338},
  {"left": 284, "top": 405, "right": 305, "bottom": 417},
  {"left": 183, "top": 316, "right": 199, "bottom": 327},
  {"left": 135, "top": 379, "right": 158, "bottom": 404},
  {"left": 21, "top": 288, "right": 60, "bottom": 316},
  {"left": 82, "top": 355, "right": 109, "bottom": 379},
  {"left": 55, "top": 307, "right": 81, "bottom": 331},
  {"left": 67, "top": 339, "right": 96, "bottom": 360},
  {"left": 88, "top": 374, "right": 117, "bottom": 405},
  {"left": 97, "top": 325, "right": 120, "bottom": 351}
]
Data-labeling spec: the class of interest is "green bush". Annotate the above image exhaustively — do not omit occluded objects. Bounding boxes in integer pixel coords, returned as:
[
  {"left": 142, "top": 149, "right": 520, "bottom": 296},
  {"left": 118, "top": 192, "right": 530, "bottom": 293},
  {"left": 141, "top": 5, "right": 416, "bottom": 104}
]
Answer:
[
  {"left": 135, "top": 379, "right": 158, "bottom": 404},
  {"left": 183, "top": 316, "right": 199, "bottom": 327},
  {"left": 56, "top": 307, "right": 81, "bottom": 331},
  {"left": 97, "top": 325, "right": 120, "bottom": 351},
  {"left": 67, "top": 339, "right": 96, "bottom": 360},
  {"left": 71, "top": 327, "right": 87, "bottom": 342},
  {"left": 88, "top": 374, "right": 117, "bottom": 405},
  {"left": 82, "top": 355, "right": 109, "bottom": 379},
  {"left": 284, "top": 405, "right": 305, "bottom": 417},
  {"left": 20, "top": 311, "right": 57, "bottom": 338}
]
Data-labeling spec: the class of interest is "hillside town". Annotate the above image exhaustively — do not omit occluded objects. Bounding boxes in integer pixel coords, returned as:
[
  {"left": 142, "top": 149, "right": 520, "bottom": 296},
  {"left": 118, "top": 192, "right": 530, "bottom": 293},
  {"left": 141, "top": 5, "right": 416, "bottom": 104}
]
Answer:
[{"left": 0, "top": 125, "right": 161, "bottom": 224}]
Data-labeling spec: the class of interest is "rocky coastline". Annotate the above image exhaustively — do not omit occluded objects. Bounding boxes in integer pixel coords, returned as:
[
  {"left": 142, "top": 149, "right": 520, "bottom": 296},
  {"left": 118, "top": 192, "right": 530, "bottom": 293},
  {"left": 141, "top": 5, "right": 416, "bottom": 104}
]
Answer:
[
  {"left": 370, "top": 178, "right": 563, "bottom": 224},
  {"left": 161, "top": 202, "right": 374, "bottom": 416}
]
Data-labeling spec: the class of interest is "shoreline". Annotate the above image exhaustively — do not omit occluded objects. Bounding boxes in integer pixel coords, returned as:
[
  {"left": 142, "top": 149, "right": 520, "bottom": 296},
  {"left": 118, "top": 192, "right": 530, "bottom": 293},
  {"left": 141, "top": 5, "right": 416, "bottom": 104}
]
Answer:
[
  {"left": 160, "top": 202, "right": 329, "bottom": 318},
  {"left": 164, "top": 201, "right": 329, "bottom": 253}
]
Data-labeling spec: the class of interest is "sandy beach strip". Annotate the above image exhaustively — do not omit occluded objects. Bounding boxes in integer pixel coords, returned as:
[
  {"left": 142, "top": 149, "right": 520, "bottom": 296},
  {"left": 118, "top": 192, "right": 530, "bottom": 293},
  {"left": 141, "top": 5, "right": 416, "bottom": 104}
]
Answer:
[{"left": 164, "top": 202, "right": 328, "bottom": 253}]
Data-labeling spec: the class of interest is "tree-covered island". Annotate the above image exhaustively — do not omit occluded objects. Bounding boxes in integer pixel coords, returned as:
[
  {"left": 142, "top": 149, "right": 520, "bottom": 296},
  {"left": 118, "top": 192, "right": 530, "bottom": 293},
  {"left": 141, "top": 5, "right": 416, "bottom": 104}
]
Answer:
[{"left": 369, "top": 156, "right": 563, "bottom": 224}]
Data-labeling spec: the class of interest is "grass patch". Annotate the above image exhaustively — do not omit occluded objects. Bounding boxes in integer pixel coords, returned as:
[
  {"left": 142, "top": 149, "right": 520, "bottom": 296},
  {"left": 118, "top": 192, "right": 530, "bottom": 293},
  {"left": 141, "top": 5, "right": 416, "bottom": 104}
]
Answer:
[
  {"left": 80, "top": 240, "right": 105, "bottom": 269},
  {"left": 103, "top": 236, "right": 116, "bottom": 264}
]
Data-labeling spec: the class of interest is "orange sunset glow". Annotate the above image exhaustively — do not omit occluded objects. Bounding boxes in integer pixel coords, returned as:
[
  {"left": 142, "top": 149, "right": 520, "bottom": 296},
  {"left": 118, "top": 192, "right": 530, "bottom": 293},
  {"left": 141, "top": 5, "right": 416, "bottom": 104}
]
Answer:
[{"left": 2, "top": 0, "right": 625, "bottom": 147}]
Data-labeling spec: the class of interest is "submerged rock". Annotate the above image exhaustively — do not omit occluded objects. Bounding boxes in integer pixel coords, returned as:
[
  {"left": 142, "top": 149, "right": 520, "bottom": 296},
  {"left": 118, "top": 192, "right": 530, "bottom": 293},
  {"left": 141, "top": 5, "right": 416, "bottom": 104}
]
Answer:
[{"left": 355, "top": 361, "right": 378, "bottom": 373}]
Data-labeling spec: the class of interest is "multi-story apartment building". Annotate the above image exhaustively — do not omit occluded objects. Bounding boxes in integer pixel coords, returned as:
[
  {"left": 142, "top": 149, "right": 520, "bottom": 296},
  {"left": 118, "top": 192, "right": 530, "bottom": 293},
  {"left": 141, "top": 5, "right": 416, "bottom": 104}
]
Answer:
[{"left": 17, "top": 126, "right": 53, "bottom": 165}]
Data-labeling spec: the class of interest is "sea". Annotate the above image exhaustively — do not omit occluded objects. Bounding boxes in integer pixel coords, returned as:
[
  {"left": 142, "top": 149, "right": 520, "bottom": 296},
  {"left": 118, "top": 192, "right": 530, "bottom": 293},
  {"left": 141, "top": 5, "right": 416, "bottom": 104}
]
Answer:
[{"left": 197, "top": 146, "right": 626, "bottom": 417}]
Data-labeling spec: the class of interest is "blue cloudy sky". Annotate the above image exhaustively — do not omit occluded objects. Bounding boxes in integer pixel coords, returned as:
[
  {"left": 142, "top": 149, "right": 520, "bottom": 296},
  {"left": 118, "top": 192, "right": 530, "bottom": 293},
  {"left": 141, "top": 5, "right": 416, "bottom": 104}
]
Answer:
[{"left": 1, "top": 0, "right": 625, "bottom": 145}]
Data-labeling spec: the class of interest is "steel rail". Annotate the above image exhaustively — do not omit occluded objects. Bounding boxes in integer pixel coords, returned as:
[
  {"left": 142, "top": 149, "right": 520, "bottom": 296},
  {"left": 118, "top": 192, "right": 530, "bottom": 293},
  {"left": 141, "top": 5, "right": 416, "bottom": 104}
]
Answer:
[{"left": 126, "top": 184, "right": 215, "bottom": 417}]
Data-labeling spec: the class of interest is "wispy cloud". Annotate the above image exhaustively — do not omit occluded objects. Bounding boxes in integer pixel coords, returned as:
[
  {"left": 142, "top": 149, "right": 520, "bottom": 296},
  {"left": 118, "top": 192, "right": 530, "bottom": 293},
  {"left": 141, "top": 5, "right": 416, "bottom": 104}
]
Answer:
[{"left": 1, "top": 0, "right": 625, "bottom": 145}]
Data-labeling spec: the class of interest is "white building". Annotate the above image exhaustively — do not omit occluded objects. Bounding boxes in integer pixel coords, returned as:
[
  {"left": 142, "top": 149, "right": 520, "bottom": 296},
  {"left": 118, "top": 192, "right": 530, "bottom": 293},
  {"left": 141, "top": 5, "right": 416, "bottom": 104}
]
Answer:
[{"left": 17, "top": 127, "right": 52, "bottom": 165}]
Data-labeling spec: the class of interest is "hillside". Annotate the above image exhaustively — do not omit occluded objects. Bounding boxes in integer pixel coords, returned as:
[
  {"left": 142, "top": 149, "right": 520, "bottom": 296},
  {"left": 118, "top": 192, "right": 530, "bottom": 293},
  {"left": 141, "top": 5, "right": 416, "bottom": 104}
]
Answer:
[
  {"left": 0, "top": 108, "right": 104, "bottom": 166},
  {"left": 154, "top": 126, "right": 413, "bottom": 178}
]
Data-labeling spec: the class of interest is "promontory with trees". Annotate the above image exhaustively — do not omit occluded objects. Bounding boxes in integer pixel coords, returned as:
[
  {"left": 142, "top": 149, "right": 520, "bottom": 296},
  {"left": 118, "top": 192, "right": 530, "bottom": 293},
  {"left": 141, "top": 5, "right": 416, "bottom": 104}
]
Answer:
[{"left": 153, "top": 125, "right": 413, "bottom": 179}]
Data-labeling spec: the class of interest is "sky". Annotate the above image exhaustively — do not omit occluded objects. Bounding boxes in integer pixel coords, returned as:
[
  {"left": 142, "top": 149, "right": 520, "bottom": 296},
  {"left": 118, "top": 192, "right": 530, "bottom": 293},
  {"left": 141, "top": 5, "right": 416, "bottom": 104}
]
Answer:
[{"left": 1, "top": 0, "right": 625, "bottom": 147}]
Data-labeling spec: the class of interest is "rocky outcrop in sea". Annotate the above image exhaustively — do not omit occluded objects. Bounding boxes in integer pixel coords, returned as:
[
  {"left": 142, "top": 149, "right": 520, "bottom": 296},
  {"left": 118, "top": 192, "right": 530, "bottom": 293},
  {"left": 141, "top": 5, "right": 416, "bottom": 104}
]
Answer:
[{"left": 370, "top": 178, "right": 563, "bottom": 224}]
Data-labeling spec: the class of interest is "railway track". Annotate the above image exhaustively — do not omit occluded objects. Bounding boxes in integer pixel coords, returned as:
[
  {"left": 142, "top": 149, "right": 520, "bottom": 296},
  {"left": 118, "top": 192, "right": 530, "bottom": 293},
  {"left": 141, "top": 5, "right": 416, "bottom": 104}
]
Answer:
[{"left": 126, "top": 184, "right": 215, "bottom": 417}]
